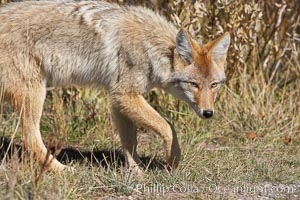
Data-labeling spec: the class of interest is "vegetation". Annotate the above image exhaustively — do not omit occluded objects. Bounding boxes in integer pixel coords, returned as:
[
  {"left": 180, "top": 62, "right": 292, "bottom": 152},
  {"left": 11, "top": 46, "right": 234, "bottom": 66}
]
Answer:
[{"left": 1, "top": 0, "right": 299, "bottom": 199}]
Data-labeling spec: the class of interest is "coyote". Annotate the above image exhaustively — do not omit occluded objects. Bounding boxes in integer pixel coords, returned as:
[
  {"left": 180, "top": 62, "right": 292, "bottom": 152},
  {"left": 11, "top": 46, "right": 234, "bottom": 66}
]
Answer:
[{"left": 0, "top": 1, "right": 230, "bottom": 172}]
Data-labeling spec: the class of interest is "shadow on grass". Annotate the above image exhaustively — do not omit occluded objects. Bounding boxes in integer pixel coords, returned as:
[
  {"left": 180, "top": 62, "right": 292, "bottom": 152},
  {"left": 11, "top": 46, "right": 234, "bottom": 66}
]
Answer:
[{"left": 0, "top": 136, "right": 166, "bottom": 170}]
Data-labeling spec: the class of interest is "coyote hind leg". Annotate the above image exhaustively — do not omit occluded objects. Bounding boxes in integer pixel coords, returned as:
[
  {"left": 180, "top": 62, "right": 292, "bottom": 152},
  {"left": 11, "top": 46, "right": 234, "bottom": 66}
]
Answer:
[{"left": 11, "top": 81, "right": 66, "bottom": 172}]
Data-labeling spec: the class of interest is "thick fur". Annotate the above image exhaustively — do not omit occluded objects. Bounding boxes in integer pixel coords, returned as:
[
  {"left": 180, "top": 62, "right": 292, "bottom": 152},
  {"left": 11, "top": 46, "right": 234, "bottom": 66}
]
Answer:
[{"left": 0, "top": 1, "right": 230, "bottom": 172}]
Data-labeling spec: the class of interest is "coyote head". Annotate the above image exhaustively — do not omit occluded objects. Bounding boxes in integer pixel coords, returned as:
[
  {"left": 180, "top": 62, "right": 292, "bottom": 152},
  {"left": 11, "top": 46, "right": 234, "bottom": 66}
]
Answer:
[{"left": 168, "top": 29, "right": 230, "bottom": 119}]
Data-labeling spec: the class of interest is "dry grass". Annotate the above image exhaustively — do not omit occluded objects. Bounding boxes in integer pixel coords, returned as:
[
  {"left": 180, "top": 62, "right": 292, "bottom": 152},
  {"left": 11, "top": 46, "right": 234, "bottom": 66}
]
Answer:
[{"left": 1, "top": 0, "right": 300, "bottom": 199}]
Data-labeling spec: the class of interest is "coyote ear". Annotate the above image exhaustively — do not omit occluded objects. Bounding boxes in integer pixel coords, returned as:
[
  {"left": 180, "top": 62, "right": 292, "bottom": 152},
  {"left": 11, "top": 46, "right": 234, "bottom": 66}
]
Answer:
[
  {"left": 208, "top": 32, "right": 230, "bottom": 62},
  {"left": 176, "top": 29, "right": 193, "bottom": 63}
]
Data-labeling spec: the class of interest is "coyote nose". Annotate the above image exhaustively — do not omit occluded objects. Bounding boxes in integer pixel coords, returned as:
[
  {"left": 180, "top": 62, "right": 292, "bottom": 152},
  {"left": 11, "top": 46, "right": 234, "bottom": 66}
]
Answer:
[{"left": 203, "top": 110, "right": 213, "bottom": 118}]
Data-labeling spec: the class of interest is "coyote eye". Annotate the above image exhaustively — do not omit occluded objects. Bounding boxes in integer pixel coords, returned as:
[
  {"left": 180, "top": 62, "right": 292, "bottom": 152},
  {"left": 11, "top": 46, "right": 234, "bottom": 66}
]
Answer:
[
  {"left": 211, "top": 82, "right": 218, "bottom": 88},
  {"left": 189, "top": 82, "right": 199, "bottom": 88}
]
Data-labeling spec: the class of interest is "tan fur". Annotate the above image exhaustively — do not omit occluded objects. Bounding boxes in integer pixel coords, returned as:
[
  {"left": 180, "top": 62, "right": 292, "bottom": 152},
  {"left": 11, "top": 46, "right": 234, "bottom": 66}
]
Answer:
[{"left": 0, "top": 1, "right": 230, "bottom": 172}]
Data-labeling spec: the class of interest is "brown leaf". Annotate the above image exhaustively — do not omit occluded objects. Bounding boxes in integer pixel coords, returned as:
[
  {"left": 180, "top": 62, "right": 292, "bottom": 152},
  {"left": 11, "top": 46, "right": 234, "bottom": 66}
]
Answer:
[
  {"left": 246, "top": 131, "right": 257, "bottom": 140},
  {"left": 259, "top": 132, "right": 266, "bottom": 138},
  {"left": 259, "top": 112, "right": 264, "bottom": 120},
  {"left": 284, "top": 135, "right": 291, "bottom": 145}
]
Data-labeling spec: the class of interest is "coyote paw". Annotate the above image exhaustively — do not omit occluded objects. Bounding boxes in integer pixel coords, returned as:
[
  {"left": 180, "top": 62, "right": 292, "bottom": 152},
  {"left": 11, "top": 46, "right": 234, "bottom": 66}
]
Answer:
[{"left": 129, "top": 165, "right": 144, "bottom": 177}]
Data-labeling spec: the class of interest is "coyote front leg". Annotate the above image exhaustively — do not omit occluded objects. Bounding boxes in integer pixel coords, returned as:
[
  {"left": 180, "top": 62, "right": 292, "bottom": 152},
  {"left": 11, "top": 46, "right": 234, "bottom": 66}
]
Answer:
[
  {"left": 112, "top": 107, "right": 142, "bottom": 173},
  {"left": 111, "top": 94, "right": 181, "bottom": 169},
  {"left": 13, "top": 82, "right": 65, "bottom": 172}
]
